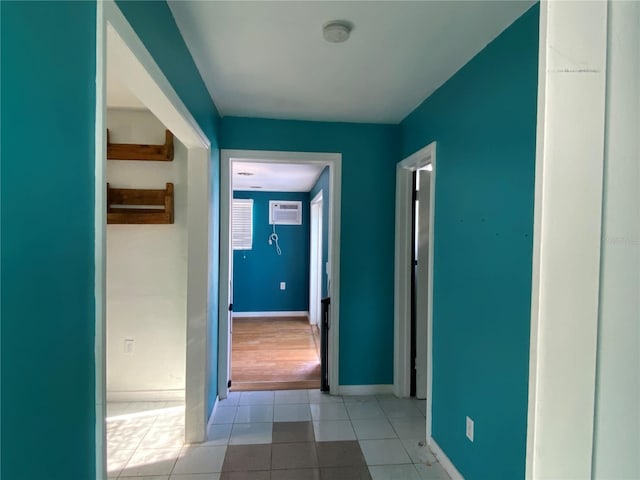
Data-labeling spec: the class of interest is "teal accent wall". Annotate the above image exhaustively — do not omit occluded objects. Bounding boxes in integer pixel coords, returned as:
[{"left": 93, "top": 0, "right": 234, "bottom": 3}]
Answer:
[
  {"left": 1, "top": 2, "right": 97, "bottom": 478},
  {"left": 117, "top": 0, "right": 222, "bottom": 415},
  {"left": 1, "top": 2, "right": 222, "bottom": 478},
  {"left": 401, "top": 6, "right": 539, "bottom": 479},
  {"left": 233, "top": 191, "right": 310, "bottom": 312},
  {"left": 221, "top": 118, "right": 400, "bottom": 385},
  {"left": 310, "top": 167, "right": 330, "bottom": 298}
]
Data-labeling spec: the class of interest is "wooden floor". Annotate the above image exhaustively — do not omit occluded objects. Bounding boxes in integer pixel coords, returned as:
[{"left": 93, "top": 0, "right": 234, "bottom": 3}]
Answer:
[{"left": 231, "top": 316, "right": 321, "bottom": 392}]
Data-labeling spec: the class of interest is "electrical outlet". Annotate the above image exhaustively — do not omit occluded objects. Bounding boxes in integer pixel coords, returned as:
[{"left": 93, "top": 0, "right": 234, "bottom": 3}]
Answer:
[
  {"left": 280, "top": 282, "right": 286, "bottom": 290},
  {"left": 466, "top": 416, "right": 474, "bottom": 442},
  {"left": 124, "top": 338, "right": 134, "bottom": 354}
]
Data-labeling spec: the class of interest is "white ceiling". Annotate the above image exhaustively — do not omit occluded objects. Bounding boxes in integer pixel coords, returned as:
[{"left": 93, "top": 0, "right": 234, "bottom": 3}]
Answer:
[
  {"left": 108, "top": 1, "right": 534, "bottom": 190},
  {"left": 232, "top": 161, "right": 325, "bottom": 192},
  {"left": 168, "top": 1, "right": 534, "bottom": 124}
]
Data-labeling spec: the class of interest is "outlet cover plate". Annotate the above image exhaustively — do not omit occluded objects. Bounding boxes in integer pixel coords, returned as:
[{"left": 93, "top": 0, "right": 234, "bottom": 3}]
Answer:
[{"left": 466, "top": 416, "right": 474, "bottom": 442}]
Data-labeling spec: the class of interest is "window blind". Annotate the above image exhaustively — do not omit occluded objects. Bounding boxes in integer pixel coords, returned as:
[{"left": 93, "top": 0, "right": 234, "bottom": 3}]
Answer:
[{"left": 232, "top": 199, "right": 253, "bottom": 250}]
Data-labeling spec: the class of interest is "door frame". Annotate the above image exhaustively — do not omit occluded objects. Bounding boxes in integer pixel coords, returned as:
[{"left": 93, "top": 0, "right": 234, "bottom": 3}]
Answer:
[
  {"left": 219, "top": 149, "right": 341, "bottom": 399},
  {"left": 309, "top": 191, "right": 324, "bottom": 326},
  {"left": 393, "top": 142, "right": 436, "bottom": 433},
  {"left": 96, "top": 2, "right": 212, "bottom": 477}
]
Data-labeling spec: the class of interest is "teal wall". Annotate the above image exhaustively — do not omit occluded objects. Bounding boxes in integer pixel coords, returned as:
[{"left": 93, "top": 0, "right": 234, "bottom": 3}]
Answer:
[
  {"left": 233, "top": 191, "right": 310, "bottom": 312},
  {"left": 116, "top": 0, "right": 222, "bottom": 415},
  {"left": 401, "top": 6, "right": 539, "bottom": 479},
  {"left": 1, "top": 2, "right": 221, "bottom": 478},
  {"left": 1, "top": 2, "right": 97, "bottom": 478},
  {"left": 221, "top": 118, "right": 400, "bottom": 385},
  {"left": 310, "top": 167, "right": 330, "bottom": 298}
]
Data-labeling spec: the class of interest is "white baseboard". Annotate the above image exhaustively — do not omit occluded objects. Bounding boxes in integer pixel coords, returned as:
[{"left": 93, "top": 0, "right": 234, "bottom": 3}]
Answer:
[
  {"left": 336, "top": 384, "right": 394, "bottom": 396},
  {"left": 232, "top": 311, "right": 309, "bottom": 318},
  {"left": 106, "top": 389, "right": 185, "bottom": 402},
  {"left": 429, "top": 437, "right": 464, "bottom": 480}
]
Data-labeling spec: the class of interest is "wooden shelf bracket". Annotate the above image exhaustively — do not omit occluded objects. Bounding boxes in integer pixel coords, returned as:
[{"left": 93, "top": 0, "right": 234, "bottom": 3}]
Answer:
[
  {"left": 107, "top": 183, "right": 174, "bottom": 224},
  {"left": 107, "top": 129, "right": 174, "bottom": 161}
]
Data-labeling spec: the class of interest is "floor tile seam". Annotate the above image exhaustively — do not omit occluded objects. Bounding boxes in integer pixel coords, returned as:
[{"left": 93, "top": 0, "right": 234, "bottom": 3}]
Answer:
[
  {"left": 109, "top": 449, "right": 133, "bottom": 480},
  {"left": 231, "top": 419, "right": 274, "bottom": 427},
  {"left": 123, "top": 430, "right": 149, "bottom": 459},
  {"left": 163, "top": 452, "right": 182, "bottom": 480},
  {"left": 345, "top": 410, "right": 387, "bottom": 422}
]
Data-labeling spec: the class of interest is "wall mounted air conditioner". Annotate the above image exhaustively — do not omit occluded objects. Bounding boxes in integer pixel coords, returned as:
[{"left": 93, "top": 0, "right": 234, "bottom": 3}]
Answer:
[{"left": 269, "top": 200, "right": 302, "bottom": 225}]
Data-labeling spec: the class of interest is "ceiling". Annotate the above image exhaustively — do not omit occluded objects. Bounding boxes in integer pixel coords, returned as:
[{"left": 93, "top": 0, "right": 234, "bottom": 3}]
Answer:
[
  {"left": 107, "top": 1, "right": 534, "bottom": 190},
  {"left": 168, "top": 1, "right": 534, "bottom": 124},
  {"left": 232, "top": 161, "right": 325, "bottom": 192}
]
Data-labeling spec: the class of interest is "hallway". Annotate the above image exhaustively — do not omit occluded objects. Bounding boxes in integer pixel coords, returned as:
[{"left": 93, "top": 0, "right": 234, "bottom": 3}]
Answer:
[{"left": 107, "top": 390, "right": 449, "bottom": 479}]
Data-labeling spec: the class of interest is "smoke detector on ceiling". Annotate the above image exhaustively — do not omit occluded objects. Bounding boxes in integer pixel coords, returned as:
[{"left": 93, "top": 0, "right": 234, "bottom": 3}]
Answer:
[{"left": 323, "top": 20, "right": 353, "bottom": 43}]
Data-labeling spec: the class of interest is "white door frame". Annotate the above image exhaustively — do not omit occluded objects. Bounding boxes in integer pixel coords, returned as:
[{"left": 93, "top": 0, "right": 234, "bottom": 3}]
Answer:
[
  {"left": 309, "top": 191, "right": 324, "bottom": 326},
  {"left": 526, "top": 2, "right": 608, "bottom": 478},
  {"left": 96, "top": 2, "right": 212, "bottom": 477},
  {"left": 393, "top": 142, "right": 436, "bottom": 434},
  {"left": 219, "top": 150, "right": 341, "bottom": 399}
]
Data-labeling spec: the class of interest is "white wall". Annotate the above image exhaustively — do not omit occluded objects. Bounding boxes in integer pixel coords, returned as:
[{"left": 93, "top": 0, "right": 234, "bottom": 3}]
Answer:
[
  {"left": 592, "top": 2, "right": 640, "bottom": 478},
  {"left": 106, "top": 108, "right": 188, "bottom": 401}
]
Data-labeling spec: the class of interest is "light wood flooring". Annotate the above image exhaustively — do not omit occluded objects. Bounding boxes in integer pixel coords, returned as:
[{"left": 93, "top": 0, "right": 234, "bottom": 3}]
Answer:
[{"left": 231, "top": 316, "right": 321, "bottom": 392}]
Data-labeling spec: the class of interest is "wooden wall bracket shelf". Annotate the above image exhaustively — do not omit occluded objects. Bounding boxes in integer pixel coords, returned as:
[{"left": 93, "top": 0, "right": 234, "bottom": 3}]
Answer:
[
  {"left": 107, "top": 183, "right": 174, "bottom": 224},
  {"left": 107, "top": 129, "right": 174, "bottom": 161}
]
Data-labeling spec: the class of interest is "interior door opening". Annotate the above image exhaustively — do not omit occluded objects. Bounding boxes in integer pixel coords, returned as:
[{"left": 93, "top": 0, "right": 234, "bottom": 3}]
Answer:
[
  {"left": 414, "top": 166, "right": 432, "bottom": 400},
  {"left": 98, "top": 6, "right": 213, "bottom": 477},
  {"left": 410, "top": 172, "right": 418, "bottom": 397},
  {"left": 219, "top": 150, "right": 342, "bottom": 400},
  {"left": 394, "top": 142, "right": 435, "bottom": 435},
  {"left": 227, "top": 159, "right": 328, "bottom": 392}
]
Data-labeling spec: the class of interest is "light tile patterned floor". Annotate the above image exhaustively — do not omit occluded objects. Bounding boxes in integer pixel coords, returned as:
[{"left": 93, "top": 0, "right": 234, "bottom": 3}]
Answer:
[{"left": 107, "top": 390, "right": 450, "bottom": 479}]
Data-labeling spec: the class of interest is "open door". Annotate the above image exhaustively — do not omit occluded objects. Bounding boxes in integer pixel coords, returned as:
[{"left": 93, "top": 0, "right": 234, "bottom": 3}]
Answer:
[
  {"left": 310, "top": 192, "right": 323, "bottom": 326},
  {"left": 226, "top": 269, "right": 233, "bottom": 391},
  {"left": 415, "top": 168, "right": 431, "bottom": 399}
]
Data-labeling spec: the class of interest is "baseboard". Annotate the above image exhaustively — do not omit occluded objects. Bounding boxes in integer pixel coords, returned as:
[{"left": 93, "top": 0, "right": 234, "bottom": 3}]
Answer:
[
  {"left": 106, "top": 389, "right": 185, "bottom": 402},
  {"left": 232, "top": 311, "right": 309, "bottom": 318},
  {"left": 336, "top": 384, "right": 394, "bottom": 396},
  {"left": 429, "top": 437, "right": 464, "bottom": 480}
]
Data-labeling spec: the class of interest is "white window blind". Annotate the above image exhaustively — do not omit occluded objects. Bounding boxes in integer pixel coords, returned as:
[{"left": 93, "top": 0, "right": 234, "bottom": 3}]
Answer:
[{"left": 232, "top": 199, "right": 253, "bottom": 250}]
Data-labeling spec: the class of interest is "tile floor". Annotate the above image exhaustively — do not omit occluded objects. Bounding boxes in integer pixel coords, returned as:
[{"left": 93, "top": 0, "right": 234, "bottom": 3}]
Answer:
[{"left": 107, "top": 390, "right": 450, "bottom": 480}]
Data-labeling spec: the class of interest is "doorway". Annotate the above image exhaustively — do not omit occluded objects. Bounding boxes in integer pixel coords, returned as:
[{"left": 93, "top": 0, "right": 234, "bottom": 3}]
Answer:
[
  {"left": 97, "top": 2, "right": 213, "bottom": 477},
  {"left": 219, "top": 150, "right": 342, "bottom": 399},
  {"left": 393, "top": 142, "right": 436, "bottom": 432},
  {"left": 229, "top": 163, "right": 323, "bottom": 391},
  {"left": 412, "top": 165, "right": 432, "bottom": 399}
]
